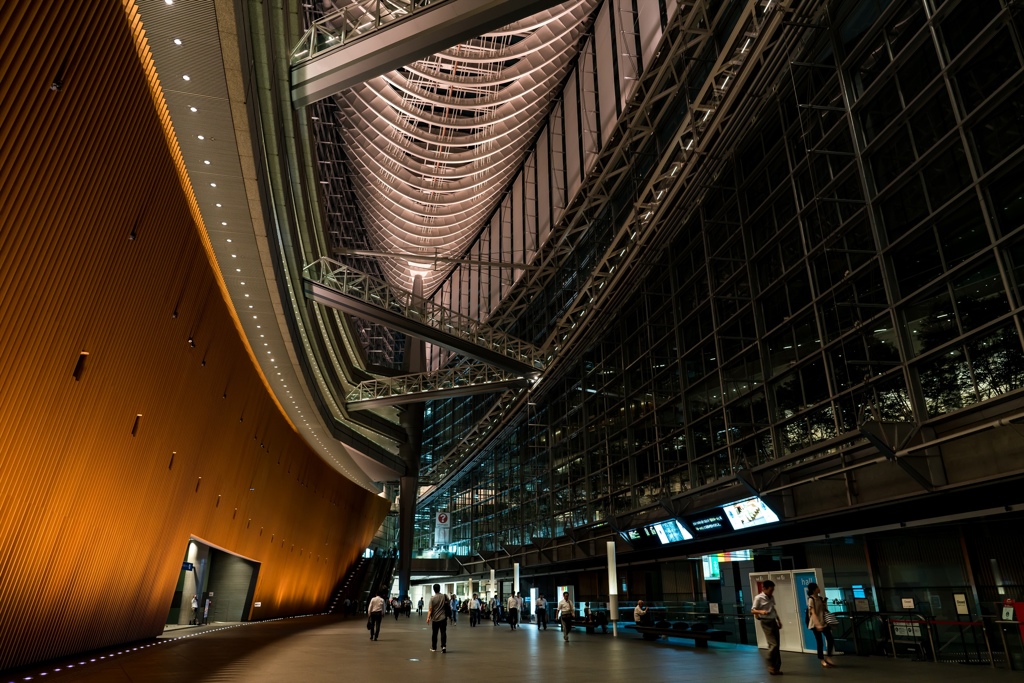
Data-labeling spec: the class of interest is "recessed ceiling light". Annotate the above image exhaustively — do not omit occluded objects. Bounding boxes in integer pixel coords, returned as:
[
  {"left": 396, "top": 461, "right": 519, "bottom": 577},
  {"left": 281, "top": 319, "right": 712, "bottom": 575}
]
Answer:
[
  {"left": 245, "top": 294, "right": 249, "bottom": 298},
  {"left": 253, "top": 315, "right": 257, "bottom": 319},
  {"left": 241, "top": 282, "right": 246, "bottom": 285},
  {"left": 203, "top": 160, "right": 210, "bottom": 165},
  {"left": 165, "top": 0, "right": 173, "bottom": 4},
  {"left": 221, "top": 221, "right": 227, "bottom": 226},
  {"left": 215, "top": 203, "right": 221, "bottom": 207},
  {"left": 182, "top": 75, "right": 190, "bottom": 81},
  {"left": 197, "top": 135, "right": 204, "bottom": 140},
  {"left": 231, "top": 254, "right": 237, "bottom": 258},
  {"left": 173, "top": 38, "right": 182, "bottom": 45},
  {"left": 226, "top": 239, "right": 232, "bottom": 243},
  {"left": 210, "top": 183, "right": 216, "bottom": 187},
  {"left": 236, "top": 268, "right": 241, "bottom": 272},
  {"left": 190, "top": 106, "right": 198, "bottom": 112}
]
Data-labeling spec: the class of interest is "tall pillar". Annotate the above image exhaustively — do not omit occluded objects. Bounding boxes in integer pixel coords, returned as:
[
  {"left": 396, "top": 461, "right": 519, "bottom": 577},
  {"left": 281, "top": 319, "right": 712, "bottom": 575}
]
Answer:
[
  {"left": 491, "top": 568, "right": 496, "bottom": 599},
  {"left": 607, "top": 541, "right": 619, "bottom": 636},
  {"left": 514, "top": 563, "right": 520, "bottom": 594},
  {"left": 397, "top": 274, "right": 427, "bottom": 600}
]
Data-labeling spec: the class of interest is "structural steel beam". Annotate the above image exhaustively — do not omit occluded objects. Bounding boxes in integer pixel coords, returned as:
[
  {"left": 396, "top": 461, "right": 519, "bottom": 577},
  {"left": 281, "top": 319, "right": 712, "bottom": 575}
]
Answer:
[{"left": 291, "top": 0, "right": 569, "bottom": 108}]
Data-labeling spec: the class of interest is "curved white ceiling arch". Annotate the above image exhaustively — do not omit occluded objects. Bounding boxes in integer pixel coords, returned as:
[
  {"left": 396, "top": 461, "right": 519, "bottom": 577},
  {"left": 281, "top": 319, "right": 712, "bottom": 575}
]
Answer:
[{"left": 331, "top": 0, "right": 599, "bottom": 294}]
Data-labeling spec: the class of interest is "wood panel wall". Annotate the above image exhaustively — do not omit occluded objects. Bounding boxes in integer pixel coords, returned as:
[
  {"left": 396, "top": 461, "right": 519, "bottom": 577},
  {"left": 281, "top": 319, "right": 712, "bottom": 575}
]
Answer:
[{"left": 0, "top": 0, "right": 389, "bottom": 671}]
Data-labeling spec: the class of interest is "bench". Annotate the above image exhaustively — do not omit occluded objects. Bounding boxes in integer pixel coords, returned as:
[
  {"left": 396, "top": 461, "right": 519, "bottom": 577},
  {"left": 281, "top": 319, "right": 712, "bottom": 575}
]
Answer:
[{"left": 628, "top": 624, "right": 731, "bottom": 648}]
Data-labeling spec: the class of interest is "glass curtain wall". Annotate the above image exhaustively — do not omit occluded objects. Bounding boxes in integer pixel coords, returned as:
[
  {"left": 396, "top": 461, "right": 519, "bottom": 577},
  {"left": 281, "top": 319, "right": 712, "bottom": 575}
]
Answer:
[{"left": 415, "top": 0, "right": 1024, "bottom": 557}]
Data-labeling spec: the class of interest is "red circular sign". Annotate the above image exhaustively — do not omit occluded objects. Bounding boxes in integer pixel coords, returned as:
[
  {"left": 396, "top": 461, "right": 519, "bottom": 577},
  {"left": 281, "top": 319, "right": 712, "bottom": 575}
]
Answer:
[{"left": 437, "top": 513, "right": 448, "bottom": 524}]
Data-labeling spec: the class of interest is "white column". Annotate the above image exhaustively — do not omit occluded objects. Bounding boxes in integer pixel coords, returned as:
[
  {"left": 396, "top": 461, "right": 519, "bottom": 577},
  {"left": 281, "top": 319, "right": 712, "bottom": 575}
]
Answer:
[
  {"left": 514, "top": 563, "right": 520, "bottom": 594},
  {"left": 468, "top": 577, "right": 474, "bottom": 597},
  {"left": 607, "top": 541, "right": 619, "bottom": 636},
  {"left": 490, "top": 568, "right": 496, "bottom": 598}
]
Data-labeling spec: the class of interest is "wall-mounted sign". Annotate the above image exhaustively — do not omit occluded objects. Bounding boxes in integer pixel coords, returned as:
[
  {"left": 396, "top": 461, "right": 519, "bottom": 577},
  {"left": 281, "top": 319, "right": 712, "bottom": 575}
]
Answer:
[
  {"left": 1002, "top": 606, "right": 1016, "bottom": 621},
  {"left": 854, "top": 598, "right": 870, "bottom": 612},
  {"left": 254, "top": 601, "right": 262, "bottom": 608},
  {"left": 901, "top": 598, "right": 915, "bottom": 609},
  {"left": 722, "top": 497, "right": 780, "bottom": 530},
  {"left": 685, "top": 510, "right": 729, "bottom": 534},
  {"left": 182, "top": 561, "right": 194, "bottom": 571},
  {"left": 709, "top": 603, "right": 720, "bottom": 614},
  {"left": 434, "top": 511, "right": 451, "bottom": 546},
  {"left": 953, "top": 593, "right": 968, "bottom": 616}
]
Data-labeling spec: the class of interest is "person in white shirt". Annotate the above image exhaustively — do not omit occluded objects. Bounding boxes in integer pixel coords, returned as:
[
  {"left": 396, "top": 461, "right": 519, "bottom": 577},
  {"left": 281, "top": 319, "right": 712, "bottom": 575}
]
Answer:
[
  {"left": 556, "top": 591, "right": 574, "bottom": 641},
  {"left": 367, "top": 592, "right": 385, "bottom": 641},
  {"left": 634, "top": 599, "right": 650, "bottom": 625},
  {"left": 752, "top": 580, "right": 782, "bottom": 675},
  {"left": 516, "top": 593, "right": 524, "bottom": 624},
  {"left": 507, "top": 593, "right": 519, "bottom": 630},
  {"left": 535, "top": 594, "right": 548, "bottom": 630},
  {"left": 469, "top": 593, "right": 481, "bottom": 627}
]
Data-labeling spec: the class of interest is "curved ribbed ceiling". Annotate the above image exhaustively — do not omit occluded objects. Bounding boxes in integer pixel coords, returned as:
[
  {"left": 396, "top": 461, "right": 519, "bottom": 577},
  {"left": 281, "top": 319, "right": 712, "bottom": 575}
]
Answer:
[{"left": 332, "top": 0, "right": 599, "bottom": 293}]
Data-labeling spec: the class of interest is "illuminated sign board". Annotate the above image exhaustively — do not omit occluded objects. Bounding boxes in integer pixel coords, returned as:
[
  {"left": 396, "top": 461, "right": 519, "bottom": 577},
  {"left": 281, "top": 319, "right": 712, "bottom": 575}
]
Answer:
[
  {"left": 722, "top": 497, "right": 780, "bottom": 530},
  {"left": 685, "top": 510, "right": 729, "bottom": 534},
  {"left": 620, "top": 520, "right": 694, "bottom": 548},
  {"left": 701, "top": 550, "right": 753, "bottom": 581}
]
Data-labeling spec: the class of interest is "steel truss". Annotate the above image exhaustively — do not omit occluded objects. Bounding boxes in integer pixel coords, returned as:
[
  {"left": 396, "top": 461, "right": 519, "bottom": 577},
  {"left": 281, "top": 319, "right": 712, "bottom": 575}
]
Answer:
[
  {"left": 290, "top": 0, "right": 573, "bottom": 108},
  {"left": 419, "top": 0, "right": 819, "bottom": 501},
  {"left": 303, "top": 257, "right": 545, "bottom": 375},
  {"left": 346, "top": 362, "right": 530, "bottom": 410}
]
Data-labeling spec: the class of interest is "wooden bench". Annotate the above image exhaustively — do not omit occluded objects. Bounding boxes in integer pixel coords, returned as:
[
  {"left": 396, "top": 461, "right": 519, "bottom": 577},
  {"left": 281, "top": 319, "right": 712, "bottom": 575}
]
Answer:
[{"left": 628, "top": 624, "right": 731, "bottom": 648}]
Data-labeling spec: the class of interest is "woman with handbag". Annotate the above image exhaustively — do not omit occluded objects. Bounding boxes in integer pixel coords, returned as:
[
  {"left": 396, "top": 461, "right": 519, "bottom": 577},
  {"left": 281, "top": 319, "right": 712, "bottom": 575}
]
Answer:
[{"left": 806, "top": 583, "right": 837, "bottom": 668}]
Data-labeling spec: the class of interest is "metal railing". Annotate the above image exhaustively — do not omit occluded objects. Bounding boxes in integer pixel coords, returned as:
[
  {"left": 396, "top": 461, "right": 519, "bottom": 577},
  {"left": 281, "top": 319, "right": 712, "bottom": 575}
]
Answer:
[
  {"left": 346, "top": 363, "right": 528, "bottom": 408},
  {"left": 291, "top": 0, "right": 441, "bottom": 64},
  {"left": 304, "top": 257, "right": 545, "bottom": 373}
]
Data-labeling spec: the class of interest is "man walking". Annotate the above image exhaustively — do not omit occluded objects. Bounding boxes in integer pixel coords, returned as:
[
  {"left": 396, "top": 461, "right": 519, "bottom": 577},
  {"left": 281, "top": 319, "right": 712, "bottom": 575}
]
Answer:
[
  {"left": 491, "top": 596, "right": 501, "bottom": 625},
  {"left": 557, "top": 591, "right": 573, "bottom": 641},
  {"left": 506, "top": 592, "right": 519, "bottom": 630},
  {"left": 470, "top": 592, "right": 481, "bottom": 627},
  {"left": 535, "top": 593, "right": 548, "bottom": 630},
  {"left": 368, "top": 591, "right": 385, "bottom": 641},
  {"left": 426, "top": 583, "right": 449, "bottom": 653},
  {"left": 752, "top": 580, "right": 783, "bottom": 675},
  {"left": 417, "top": 596, "right": 424, "bottom": 616}
]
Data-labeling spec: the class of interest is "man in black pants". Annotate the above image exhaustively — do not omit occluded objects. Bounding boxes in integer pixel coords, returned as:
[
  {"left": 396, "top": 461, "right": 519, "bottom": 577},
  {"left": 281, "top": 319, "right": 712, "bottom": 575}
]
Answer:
[
  {"left": 426, "top": 583, "right": 449, "bottom": 653},
  {"left": 367, "top": 591, "right": 385, "bottom": 641}
]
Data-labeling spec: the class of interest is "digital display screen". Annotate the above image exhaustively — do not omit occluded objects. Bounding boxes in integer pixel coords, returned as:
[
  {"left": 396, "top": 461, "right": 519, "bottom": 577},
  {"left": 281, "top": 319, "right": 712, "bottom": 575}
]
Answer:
[
  {"left": 652, "top": 520, "right": 693, "bottom": 544},
  {"left": 620, "top": 520, "right": 693, "bottom": 548},
  {"left": 722, "top": 497, "right": 780, "bottom": 530},
  {"left": 702, "top": 555, "right": 720, "bottom": 580},
  {"left": 685, "top": 510, "right": 729, "bottom": 534}
]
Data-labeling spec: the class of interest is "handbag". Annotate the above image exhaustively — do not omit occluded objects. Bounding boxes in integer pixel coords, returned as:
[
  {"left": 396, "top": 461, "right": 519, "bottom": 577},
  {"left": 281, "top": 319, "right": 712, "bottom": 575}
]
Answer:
[
  {"left": 366, "top": 617, "right": 372, "bottom": 630},
  {"left": 824, "top": 610, "right": 839, "bottom": 627},
  {"left": 444, "top": 600, "right": 452, "bottom": 618}
]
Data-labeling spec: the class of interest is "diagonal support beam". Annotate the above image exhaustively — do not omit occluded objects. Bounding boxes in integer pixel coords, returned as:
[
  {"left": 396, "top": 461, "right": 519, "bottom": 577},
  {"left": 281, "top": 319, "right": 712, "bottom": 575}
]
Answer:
[{"left": 291, "top": 0, "right": 570, "bottom": 108}]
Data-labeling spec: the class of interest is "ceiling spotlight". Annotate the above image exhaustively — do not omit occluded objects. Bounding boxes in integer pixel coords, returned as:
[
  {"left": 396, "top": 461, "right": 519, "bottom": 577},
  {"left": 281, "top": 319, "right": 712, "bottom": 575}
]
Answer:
[
  {"left": 182, "top": 75, "right": 190, "bottom": 81},
  {"left": 197, "top": 135, "right": 204, "bottom": 140},
  {"left": 190, "top": 106, "right": 197, "bottom": 112},
  {"left": 173, "top": 38, "right": 182, "bottom": 45}
]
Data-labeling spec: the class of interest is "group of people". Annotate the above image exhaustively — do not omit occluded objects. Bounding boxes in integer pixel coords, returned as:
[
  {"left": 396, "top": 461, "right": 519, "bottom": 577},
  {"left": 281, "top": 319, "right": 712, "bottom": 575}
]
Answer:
[
  {"left": 752, "top": 580, "right": 837, "bottom": 676},
  {"left": 372, "top": 579, "right": 840, "bottom": 670}
]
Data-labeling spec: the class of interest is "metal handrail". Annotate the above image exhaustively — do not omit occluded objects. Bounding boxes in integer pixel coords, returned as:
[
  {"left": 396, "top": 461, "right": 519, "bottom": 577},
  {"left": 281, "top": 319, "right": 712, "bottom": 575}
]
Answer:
[
  {"left": 346, "top": 363, "right": 527, "bottom": 405},
  {"left": 304, "top": 257, "right": 546, "bottom": 372}
]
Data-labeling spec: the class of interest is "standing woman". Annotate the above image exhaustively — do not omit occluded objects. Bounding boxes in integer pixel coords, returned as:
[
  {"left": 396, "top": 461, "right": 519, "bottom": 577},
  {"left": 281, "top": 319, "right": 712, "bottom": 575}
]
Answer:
[{"left": 806, "top": 583, "right": 837, "bottom": 668}]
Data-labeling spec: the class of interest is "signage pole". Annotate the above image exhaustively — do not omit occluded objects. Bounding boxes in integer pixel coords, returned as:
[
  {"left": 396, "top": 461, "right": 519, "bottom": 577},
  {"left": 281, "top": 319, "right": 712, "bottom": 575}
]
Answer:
[{"left": 607, "top": 541, "right": 618, "bottom": 637}]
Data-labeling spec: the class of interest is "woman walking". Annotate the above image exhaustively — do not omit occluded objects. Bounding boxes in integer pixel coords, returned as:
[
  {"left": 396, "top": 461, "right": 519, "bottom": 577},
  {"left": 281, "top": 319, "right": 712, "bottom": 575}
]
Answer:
[{"left": 806, "top": 583, "right": 837, "bottom": 668}]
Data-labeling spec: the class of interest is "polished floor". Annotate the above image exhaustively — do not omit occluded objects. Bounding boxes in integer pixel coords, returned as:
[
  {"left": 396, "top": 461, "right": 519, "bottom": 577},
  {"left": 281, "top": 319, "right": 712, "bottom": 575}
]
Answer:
[{"left": 6, "top": 615, "right": 1020, "bottom": 682}]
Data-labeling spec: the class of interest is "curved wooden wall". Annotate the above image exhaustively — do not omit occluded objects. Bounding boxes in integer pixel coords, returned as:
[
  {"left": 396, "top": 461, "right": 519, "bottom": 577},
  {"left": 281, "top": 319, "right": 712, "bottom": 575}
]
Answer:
[{"left": 0, "top": 0, "right": 389, "bottom": 671}]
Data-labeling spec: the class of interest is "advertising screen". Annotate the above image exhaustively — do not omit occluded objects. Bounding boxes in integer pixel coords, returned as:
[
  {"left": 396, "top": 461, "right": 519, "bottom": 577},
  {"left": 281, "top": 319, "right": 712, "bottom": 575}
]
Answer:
[
  {"left": 652, "top": 519, "right": 693, "bottom": 544},
  {"left": 702, "top": 555, "right": 720, "bottom": 580},
  {"left": 722, "top": 497, "right": 780, "bottom": 530},
  {"left": 621, "top": 520, "right": 693, "bottom": 548}
]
